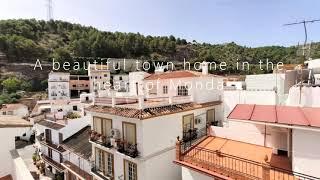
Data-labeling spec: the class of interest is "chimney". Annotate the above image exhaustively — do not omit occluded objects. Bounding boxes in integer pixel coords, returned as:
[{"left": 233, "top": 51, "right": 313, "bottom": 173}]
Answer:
[
  {"left": 201, "top": 61, "right": 208, "bottom": 75},
  {"left": 138, "top": 95, "right": 144, "bottom": 109}
]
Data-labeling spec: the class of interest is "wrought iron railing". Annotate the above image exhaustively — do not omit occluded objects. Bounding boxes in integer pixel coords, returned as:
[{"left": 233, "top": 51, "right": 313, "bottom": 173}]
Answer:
[
  {"left": 89, "top": 130, "right": 113, "bottom": 148},
  {"left": 117, "top": 141, "right": 139, "bottom": 158},
  {"left": 180, "top": 126, "right": 208, "bottom": 154},
  {"left": 182, "top": 146, "right": 320, "bottom": 180}
]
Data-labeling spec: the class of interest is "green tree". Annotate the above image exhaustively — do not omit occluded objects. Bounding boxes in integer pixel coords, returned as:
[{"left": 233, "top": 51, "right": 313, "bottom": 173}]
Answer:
[{"left": 1, "top": 77, "right": 21, "bottom": 93}]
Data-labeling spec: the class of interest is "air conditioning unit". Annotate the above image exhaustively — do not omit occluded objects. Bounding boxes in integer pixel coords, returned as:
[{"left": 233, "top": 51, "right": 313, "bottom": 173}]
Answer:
[
  {"left": 110, "top": 129, "right": 120, "bottom": 139},
  {"left": 110, "top": 129, "right": 120, "bottom": 148}
]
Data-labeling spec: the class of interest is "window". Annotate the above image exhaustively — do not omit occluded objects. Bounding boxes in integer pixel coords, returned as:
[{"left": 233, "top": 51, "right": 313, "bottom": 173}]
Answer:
[
  {"left": 177, "top": 86, "right": 188, "bottom": 96},
  {"left": 7, "top": 111, "right": 13, "bottom": 115},
  {"left": 73, "top": 106, "right": 77, "bottom": 111},
  {"left": 95, "top": 148, "right": 114, "bottom": 177},
  {"left": 124, "top": 160, "right": 137, "bottom": 180},
  {"left": 206, "top": 109, "right": 217, "bottom": 126},
  {"left": 72, "top": 85, "right": 76, "bottom": 87},
  {"left": 104, "top": 74, "right": 108, "bottom": 77},
  {"left": 182, "top": 114, "right": 194, "bottom": 133},
  {"left": 119, "top": 76, "right": 122, "bottom": 80},
  {"left": 123, "top": 122, "right": 136, "bottom": 145},
  {"left": 163, "top": 86, "right": 168, "bottom": 94},
  {"left": 93, "top": 117, "right": 112, "bottom": 137}
]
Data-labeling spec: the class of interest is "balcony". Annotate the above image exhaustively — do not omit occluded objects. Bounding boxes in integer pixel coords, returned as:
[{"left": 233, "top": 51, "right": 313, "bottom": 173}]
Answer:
[
  {"left": 117, "top": 140, "right": 139, "bottom": 158},
  {"left": 89, "top": 130, "right": 113, "bottom": 148},
  {"left": 175, "top": 136, "right": 319, "bottom": 180},
  {"left": 89, "top": 130, "right": 139, "bottom": 158}
]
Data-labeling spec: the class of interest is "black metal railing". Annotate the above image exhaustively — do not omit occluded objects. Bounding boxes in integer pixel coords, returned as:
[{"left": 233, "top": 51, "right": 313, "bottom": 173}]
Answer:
[
  {"left": 117, "top": 141, "right": 139, "bottom": 158},
  {"left": 181, "top": 126, "right": 207, "bottom": 153},
  {"left": 89, "top": 130, "right": 113, "bottom": 148},
  {"left": 183, "top": 146, "right": 320, "bottom": 180}
]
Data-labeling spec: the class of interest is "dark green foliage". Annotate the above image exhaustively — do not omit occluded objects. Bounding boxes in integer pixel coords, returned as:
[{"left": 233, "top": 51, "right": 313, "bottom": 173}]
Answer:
[{"left": 0, "top": 19, "right": 317, "bottom": 71}]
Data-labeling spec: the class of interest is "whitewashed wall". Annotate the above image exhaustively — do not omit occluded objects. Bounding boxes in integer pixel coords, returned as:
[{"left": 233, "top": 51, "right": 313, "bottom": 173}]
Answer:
[
  {"left": 223, "top": 90, "right": 276, "bottom": 118},
  {"left": 181, "top": 166, "right": 213, "bottom": 180},
  {"left": 0, "top": 127, "right": 31, "bottom": 178},
  {"left": 65, "top": 151, "right": 91, "bottom": 174},
  {"left": 292, "top": 129, "right": 320, "bottom": 177},
  {"left": 287, "top": 86, "right": 320, "bottom": 107}
]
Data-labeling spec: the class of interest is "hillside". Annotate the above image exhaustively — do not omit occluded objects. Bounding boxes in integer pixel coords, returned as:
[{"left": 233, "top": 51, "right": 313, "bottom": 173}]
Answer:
[{"left": 0, "top": 19, "right": 320, "bottom": 74}]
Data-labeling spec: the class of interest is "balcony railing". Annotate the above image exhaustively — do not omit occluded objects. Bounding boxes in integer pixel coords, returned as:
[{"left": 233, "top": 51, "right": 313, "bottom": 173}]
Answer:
[
  {"left": 180, "top": 146, "right": 319, "bottom": 180},
  {"left": 89, "top": 130, "right": 112, "bottom": 148},
  {"left": 181, "top": 126, "right": 208, "bottom": 154},
  {"left": 117, "top": 140, "right": 139, "bottom": 158},
  {"left": 89, "top": 130, "right": 139, "bottom": 158}
]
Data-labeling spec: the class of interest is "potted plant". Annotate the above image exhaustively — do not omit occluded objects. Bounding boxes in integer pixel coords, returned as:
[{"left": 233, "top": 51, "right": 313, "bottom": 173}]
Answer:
[{"left": 32, "top": 153, "right": 37, "bottom": 164}]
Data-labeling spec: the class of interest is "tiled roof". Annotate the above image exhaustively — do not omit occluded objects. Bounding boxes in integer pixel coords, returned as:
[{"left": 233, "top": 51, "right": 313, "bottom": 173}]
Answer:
[
  {"left": 37, "top": 120, "right": 65, "bottom": 130},
  {"left": 86, "top": 101, "right": 222, "bottom": 120},
  {"left": 0, "top": 115, "right": 32, "bottom": 128},
  {"left": 61, "top": 126, "right": 92, "bottom": 160},
  {"left": 228, "top": 104, "right": 320, "bottom": 128},
  {"left": 144, "top": 70, "right": 221, "bottom": 80}
]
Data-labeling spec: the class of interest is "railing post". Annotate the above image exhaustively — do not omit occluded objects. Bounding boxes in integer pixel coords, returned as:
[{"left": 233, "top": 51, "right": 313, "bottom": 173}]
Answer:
[
  {"left": 176, "top": 136, "right": 182, "bottom": 161},
  {"left": 262, "top": 164, "right": 270, "bottom": 180}
]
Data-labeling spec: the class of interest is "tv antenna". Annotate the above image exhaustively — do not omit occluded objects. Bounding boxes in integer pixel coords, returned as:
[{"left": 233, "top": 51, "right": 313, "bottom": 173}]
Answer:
[
  {"left": 284, "top": 19, "right": 320, "bottom": 56},
  {"left": 47, "top": 0, "right": 53, "bottom": 21}
]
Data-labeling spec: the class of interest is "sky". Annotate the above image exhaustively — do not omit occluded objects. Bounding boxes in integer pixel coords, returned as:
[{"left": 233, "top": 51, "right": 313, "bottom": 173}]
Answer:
[{"left": 1, "top": 0, "right": 320, "bottom": 47}]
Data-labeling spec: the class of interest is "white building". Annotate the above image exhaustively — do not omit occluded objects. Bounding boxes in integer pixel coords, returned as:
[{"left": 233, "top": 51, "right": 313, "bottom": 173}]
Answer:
[
  {"left": 88, "top": 64, "right": 111, "bottom": 93},
  {"left": 33, "top": 99, "right": 91, "bottom": 178},
  {"left": 0, "top": 115, "right": 33, "bottom": 180},
  {"left": 112, "top": 74, "right": 129, "bottom": 92},
  {"left": 48, "top": 72, "right": 70, "bottom": 100},
  {"left": 0, "top": 103, "right": 29, "bottom": 117},
  {"left": 129, "top": 71, "right": 149, "bottom": 96},
  {"left": 86, "top": 68, "right": 224, "bottom": 180}
]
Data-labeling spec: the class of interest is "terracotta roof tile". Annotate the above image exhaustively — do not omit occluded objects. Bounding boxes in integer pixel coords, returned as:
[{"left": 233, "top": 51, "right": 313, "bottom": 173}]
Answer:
[
  {"left": 144, "top": 70, "right": 221, "bottom": 80},
  {"left": 86, "top": 101, "right": 222, "bottom": 120},
  {"left": 228, "top": 104, "right": 320, "bottom": 129}
]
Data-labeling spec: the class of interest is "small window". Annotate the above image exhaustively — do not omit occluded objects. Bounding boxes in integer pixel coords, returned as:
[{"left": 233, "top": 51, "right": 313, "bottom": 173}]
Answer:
[
  {"left": 72, "top": 85, "right": 76, "bottom": 87},
  {"left": 177, "top": 86, "right": 188, "bottom": 96},
  {"left": 163, "top": 86, "right": 168, "bottom": 94},
  {"left": 119, "top": 76, "right": 122, "bottom": 80},
  {"left": 104, "top": 74, "right": 108, "bottom": 77},
  {"left": 95, "top": 76, "right": 97, "bottom": 79}
]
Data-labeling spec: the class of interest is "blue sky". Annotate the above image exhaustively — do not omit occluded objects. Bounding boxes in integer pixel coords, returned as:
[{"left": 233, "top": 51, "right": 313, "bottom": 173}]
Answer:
[{"left": 1, "top": 0, "right": 320, "bottom": 47}]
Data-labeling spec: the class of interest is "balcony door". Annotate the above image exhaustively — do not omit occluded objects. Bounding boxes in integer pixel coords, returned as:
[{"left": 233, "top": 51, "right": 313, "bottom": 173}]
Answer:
[
  {"left": 182, "top": 114, "right": 194, "bottom": 138},
  {"left": 95, "top": 148, "right": 114, "bottom": 177},
  {"left": 93, "top": 117, "right": 112, "bottom": 137},
  {"left": 206, "top": 109, "right": 216, "bottom": 126},
  {"left": 123, "top": 122, "right": 137, "bottom": 145}
]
